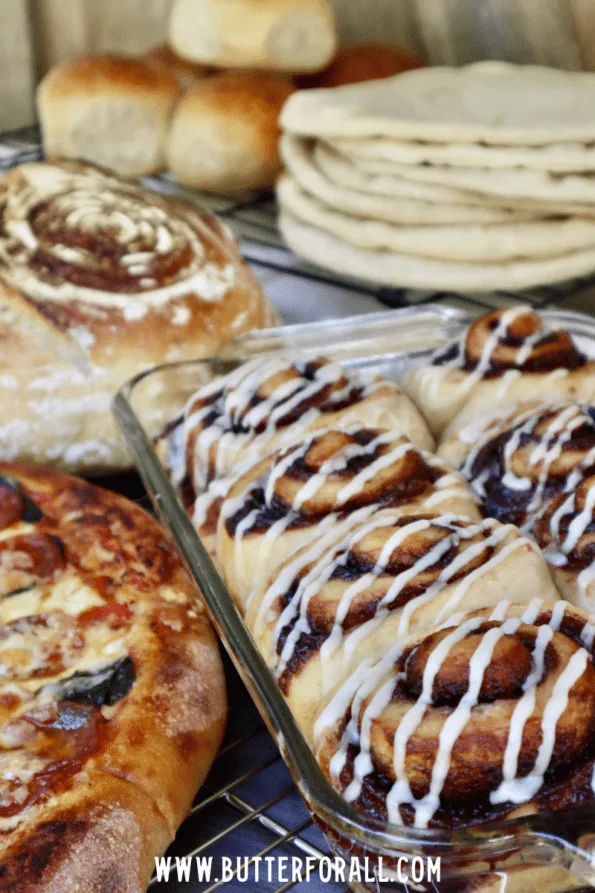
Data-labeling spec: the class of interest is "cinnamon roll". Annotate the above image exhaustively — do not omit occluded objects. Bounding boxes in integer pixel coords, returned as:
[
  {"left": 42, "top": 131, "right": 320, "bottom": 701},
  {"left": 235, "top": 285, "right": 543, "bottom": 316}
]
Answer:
[
  {"left": 173, "top": 355, "right": 434, "bottom": 496},
  {"left": 403, "top": 307, "right": 595, "bottom": 436},
  {"left": 245, "top": 510, "right": 557, "bottom": 741},
  {"left": 439, "top": 402, "right": 595, "bottom": 535},
  {"left": 213, "top": 427, "right": 480, "bottom": 605},
  {"left": 314, "top": 600, "right": 595, "bottom": 829},
  {"left": 535, "top": 476, "right": 595, "bottom": 611},
  {"left": 0, "top": 160, "right": 277, "bottom": 472}
]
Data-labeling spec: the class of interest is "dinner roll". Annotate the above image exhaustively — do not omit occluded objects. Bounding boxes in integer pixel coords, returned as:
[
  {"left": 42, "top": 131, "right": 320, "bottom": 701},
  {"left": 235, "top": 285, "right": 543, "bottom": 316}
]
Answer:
[
  {"left": 167, "top": 72, "right": 294, "bottom": 193},
  {"left": 296, "top": 42, "right": 425, "bottom": 89},
  {"left": 145, "top": 44, "right": 215, "bottom": 90},
  {"left": 37, "top": 55, "right": 182, "bottom": 177},
  {"left": 169, "top": 0, "right": 336, "bottom": 72}
]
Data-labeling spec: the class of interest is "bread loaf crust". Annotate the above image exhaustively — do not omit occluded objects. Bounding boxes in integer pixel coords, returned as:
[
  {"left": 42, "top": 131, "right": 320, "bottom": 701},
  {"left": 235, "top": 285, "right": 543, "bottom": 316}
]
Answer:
[
  {"left": 167, "top": 72, "right": 295, "bottom": 192},
  {"left": 37, "top": 55, "right": 182, "bottom": 177},
  {"left": 0, "top": 160, "right": 278, "bottom": 472},
  {"left": 169, "top": 0, "right": 337, "bottom": 72}
]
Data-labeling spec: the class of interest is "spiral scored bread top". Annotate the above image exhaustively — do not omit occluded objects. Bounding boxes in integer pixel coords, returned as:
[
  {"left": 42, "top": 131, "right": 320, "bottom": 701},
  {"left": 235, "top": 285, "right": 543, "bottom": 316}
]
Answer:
[
  {"left": 403, "top": 307, "right": 595, "bottom": 435},
  {"left": 175, "top": 356, "right": 434, "bottom": 494},
  {"left": 535, "top": 476, "right": 595, "bottom": 610},
  {"left": 0, "top": 160, "right": 267, "bottom": 329},
  {"left": 0, "top": 160, "right": 277, "bottom": 472},
  {"left": 314, "top": 600, "right": 595, "bottom": 830},
  {"left": 443, "top": 402, "right": 595, "bottom": 534},
  {"left": 245, "top": 511, "right": 557, "bottom": 739},
  {"left": 212, "top": 427, "right": 480, "bottom": 604}
]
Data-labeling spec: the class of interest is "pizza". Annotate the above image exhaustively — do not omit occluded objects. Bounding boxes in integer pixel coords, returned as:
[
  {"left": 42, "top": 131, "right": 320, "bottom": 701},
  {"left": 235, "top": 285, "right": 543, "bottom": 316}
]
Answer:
[{"left": 0, "top": 463, "right": 226, "bottom": 892}]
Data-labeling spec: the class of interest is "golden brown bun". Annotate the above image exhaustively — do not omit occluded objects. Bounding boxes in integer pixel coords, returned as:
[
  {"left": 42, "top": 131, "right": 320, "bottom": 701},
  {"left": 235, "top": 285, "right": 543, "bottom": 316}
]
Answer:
[
  {"left": 37, "top": 55, "right": 182, "bottom": 177},
  {"left": 145, "top": 43, "right": 216, "bottom": 90},
  {"left": 314, "top": 601, "right": 595, "bottom": 829},
  {"left": 296, "top": 42, "right": 425, "bottom": 89},
  {"left": 169, "top": 0, "right": 337, "bottom": 72},
  {"left": 0, "top": 159, "right": 279, "bottom": 473},
  {"left": 404, "top": 307, "right": 595, "bottom": 436},
  {"left": 167, "top": 72, "right": 295, "bottom": 193}
]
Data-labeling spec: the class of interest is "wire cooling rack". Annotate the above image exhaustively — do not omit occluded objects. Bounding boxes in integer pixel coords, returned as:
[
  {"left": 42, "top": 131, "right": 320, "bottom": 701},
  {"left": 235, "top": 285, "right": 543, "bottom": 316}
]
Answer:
[{"left": 2, "top": 126, "right": 595, "bottom": 892}]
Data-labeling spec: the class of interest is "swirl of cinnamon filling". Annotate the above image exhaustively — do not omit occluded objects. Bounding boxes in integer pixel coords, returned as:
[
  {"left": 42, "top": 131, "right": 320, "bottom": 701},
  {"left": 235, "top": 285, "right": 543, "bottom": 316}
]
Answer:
[
  {"left": 245, "top": 511, "right": 556, "bottom": 741},
  {"left": 179, "top": 356, "right": 433, "bottom": 493},
  {"left": 314, "top": 601, "right": 595, "bottom": 829},
  {"left": 213, "top": 428, "right": 479, "bottom": 606},
  {"left": 535, "top": 476, "right": 595, "bottom": 609},
  {"left": 0, "top": 160, "right": 238, "bottom": 315},
  {"left": 460, "top": 403, "right": 595, "bottom": 533},
  {"left": 433, "top": 306, "right": 586, "bottom": 377}
]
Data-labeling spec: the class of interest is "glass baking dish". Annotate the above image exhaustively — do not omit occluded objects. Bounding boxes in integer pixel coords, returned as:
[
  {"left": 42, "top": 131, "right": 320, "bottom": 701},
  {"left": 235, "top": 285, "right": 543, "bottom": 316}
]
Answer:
[{"left": 113, "top": 304, "right": 595, "bottom": 893}]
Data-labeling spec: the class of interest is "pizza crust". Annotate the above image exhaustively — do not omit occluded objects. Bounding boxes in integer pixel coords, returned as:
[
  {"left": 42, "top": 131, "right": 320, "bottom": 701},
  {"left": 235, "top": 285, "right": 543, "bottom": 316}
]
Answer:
[{"left": 0, "top": 463, "right": 226, "bottom": 889}]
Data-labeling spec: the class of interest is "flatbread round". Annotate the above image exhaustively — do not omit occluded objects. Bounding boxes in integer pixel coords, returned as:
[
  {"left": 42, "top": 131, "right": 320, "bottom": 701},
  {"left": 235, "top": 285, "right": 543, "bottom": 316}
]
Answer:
[
  {"left": 280, "top": 136, "right": 545, "bottom": 225},
  {"left": 342, "top": 157, "right": 595, "bottom": 206},
  {"left": 277, "top": 175, "right": 595, "bottom": 262},
  {"left": 0, "top": 464, "right": 226, "bottom": 892},
  {"left": 281, "top": 61, "right": 595, "bottom": 146},
  {"left": 279, "top": 211, "right": 595, "bottom": 291},
  {"left": 329, "top": 135, "right": 595, "bottom": 173},
  {"left": 313, "top": 143, "right": 595, "bottom": 216}
]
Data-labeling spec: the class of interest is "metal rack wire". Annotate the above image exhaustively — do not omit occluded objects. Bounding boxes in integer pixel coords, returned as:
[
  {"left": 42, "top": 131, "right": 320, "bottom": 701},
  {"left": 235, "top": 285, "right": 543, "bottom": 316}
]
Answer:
[{"left": 2, "top": 126, "right": 594, "bottom": 892}]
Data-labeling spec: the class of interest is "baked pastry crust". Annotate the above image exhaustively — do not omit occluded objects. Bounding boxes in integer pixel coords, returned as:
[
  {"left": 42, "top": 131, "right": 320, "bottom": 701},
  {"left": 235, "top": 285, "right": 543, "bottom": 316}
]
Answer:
[
  {"left": 0, "top": 463, "right": 226, "bottom": 889},
  {"left": 0, "top": 160, "right": 278, "bottom": 473}
]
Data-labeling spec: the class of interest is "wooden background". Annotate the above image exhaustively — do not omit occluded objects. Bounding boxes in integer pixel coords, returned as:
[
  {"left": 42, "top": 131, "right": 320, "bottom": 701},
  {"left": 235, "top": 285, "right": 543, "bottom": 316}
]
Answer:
[{"left": 5, "top": 0, "right": 595, "bottom": 130}]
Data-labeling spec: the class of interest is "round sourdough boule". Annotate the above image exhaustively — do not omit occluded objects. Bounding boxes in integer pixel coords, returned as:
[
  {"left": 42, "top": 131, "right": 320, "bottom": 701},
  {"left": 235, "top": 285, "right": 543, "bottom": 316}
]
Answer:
[
  {"left": 0, "top": 159, "right": 279, "bottom": 473},
  {"left": 167, "top": 72, "right": 295, "bottom": 193},
  {"left": 0, "top": 462, "right": 227, "bottom": 890},
  {"left": 169, "top": 0, "right": 337, "bottom": 72},
  {"left": 37, "top": 55, "right": 182, "bottom": 177}
]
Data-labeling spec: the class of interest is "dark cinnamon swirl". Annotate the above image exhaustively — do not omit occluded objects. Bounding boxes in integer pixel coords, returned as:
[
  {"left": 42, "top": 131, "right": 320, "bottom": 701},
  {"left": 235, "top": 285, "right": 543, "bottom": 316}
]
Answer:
[
  {"left": 315, "top": 600, "right": 595, "bottom": 829},
  {"left": 0, "top": 160, "right": 277, "bottom": 472},
  {"left": 173, "top": 355, "right": 434, "bottom": 496},
  {"left": 535, "top": 476, "right": 595, "bottom": 611},
  {"left": 245, "top": 510, "right": 557, "bottom": 741},
  {"left": 403, "top": 307, "right": 595, "bottom": 436},
  {"left": 439, "top": 402, "right": 595, "bottom": 535},
  {"left": 211, "top": 427, "right": 480, "bottom": 605}
]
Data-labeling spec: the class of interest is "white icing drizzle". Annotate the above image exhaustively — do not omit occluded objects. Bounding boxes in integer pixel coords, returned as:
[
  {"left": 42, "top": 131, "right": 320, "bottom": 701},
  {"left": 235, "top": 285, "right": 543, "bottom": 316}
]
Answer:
[
  {"left": 463, "top": 403, "right": 595, "bottom": 534},
  {"left": 264, "top": 511, "right": 529, "bottom": 697},
  {"left": 322, "top": 602, "right": 591, "bottom": 830},
  {"left": 180, "top": 358, "right": 407, "bottom": 493},
  {"left": 426, "top": 306, "right": 582, "bottom": 404}
]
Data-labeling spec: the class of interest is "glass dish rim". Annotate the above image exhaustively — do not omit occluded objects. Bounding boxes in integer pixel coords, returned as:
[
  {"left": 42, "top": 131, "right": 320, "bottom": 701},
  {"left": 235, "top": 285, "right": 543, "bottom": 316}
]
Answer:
[{"left": 112, "top": 303, "right": 595, "bottom": 877}]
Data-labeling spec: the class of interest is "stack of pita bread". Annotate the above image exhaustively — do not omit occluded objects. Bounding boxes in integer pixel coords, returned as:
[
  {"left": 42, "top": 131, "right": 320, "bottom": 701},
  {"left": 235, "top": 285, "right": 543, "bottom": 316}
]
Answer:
[{"left": 277, "top": 61, "right": 595, "bottom": 292}]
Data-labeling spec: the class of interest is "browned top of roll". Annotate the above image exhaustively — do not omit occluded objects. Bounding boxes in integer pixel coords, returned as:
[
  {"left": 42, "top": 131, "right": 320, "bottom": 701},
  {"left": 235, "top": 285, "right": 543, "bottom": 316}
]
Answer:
[
  {"left": 315, "top": 601, "right": 595, "bottom": 829},
  {"left": 39, "top": 54, "right": 182, "bottom": 101},
  {"left": 433, "top": 307, "right": 586, "bottom": 378}
]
